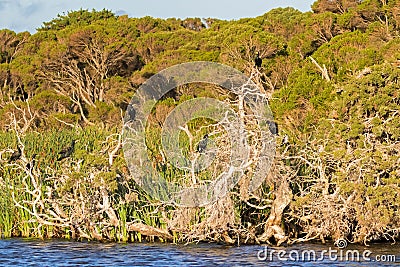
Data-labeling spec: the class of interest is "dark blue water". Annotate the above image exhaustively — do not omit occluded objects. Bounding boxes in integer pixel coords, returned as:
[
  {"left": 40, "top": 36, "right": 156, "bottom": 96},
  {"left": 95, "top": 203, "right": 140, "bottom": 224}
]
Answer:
[{"left": 0, "top": 238, "right": 399, "bottom": 266}]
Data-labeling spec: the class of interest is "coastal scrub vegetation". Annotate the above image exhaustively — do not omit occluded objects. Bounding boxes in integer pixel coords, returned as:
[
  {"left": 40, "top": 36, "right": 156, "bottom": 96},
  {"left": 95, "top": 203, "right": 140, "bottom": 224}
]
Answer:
[{"left": 0, "top": 0, "right": 399, "bottom": 245}]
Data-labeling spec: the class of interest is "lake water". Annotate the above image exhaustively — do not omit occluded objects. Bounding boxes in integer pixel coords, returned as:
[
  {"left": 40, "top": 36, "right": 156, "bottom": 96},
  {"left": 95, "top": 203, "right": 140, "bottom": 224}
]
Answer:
[{"left": 0, "top": 238, "right": 399, "bottom": 266}]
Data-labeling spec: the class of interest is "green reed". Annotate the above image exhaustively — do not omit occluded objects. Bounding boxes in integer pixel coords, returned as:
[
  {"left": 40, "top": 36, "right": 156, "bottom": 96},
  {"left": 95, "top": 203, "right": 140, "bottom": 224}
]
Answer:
[{"left": 0, "top": 122, "right": 227, "bottom": 242}]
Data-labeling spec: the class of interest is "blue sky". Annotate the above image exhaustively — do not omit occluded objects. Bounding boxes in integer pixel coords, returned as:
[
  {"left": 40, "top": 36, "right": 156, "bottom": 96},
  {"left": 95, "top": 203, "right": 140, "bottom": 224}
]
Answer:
[{"left": 0, "top": 0, "right": 315, "bottom": 33}]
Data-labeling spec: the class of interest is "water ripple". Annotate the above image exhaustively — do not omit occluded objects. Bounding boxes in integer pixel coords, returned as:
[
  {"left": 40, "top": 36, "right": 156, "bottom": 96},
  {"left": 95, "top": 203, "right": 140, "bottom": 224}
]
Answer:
[{"left": 0, "top": 239, "right": 398, "bottom": 266}]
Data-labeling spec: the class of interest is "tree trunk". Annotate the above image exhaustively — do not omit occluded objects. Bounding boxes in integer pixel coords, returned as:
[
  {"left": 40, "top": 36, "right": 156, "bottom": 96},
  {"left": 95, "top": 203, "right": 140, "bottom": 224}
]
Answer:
[{"left": 258, "top": 178, "right": 292, "bottom": 245}]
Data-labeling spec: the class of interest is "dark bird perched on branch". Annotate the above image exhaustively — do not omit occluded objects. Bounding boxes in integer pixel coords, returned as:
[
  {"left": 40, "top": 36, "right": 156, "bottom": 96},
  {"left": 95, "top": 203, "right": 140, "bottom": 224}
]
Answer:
[
  {"left": 57, "top": 140, "right": 76, "bottom": 161},
  {"left": 197, "top": 134, "right": 209, "bottom": 153},
  {"left": 267, "top": 120, "right": 279, "bottom": 136},
  {"left": 254, "top": 52, "right": 262, "bottom": 68},
  {"left": 26, "top": 154, "right": 37, "bottom": 170},
  {"left": 8, "top": 146, "right": 21, "bottom": 163},
  {"left": 124, "top": 104, "right": 136, "bottom": 123}
]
